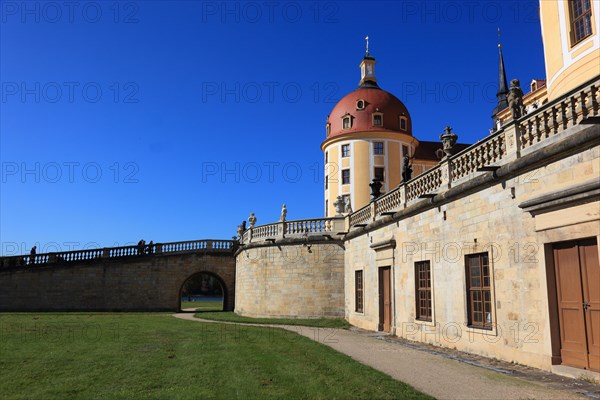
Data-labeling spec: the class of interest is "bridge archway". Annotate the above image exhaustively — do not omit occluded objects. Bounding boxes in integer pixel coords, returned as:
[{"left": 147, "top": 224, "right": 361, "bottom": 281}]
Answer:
[{"left": 179, "top": 271, "right": 228, "bottom": 312}]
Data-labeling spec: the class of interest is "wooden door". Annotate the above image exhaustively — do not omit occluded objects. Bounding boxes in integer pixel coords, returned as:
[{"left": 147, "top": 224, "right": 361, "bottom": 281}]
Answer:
[
  {"left": 378, "top": 267, "right": 392, "bottom": 332},
  {"left": 580, "top": 240, "right": 600, "bottom": 372},
  {"left": 553, "top": 239, "right": 600, "bottom": 372}
]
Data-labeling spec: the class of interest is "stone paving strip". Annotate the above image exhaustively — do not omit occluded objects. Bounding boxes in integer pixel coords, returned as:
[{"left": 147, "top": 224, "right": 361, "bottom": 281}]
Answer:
[{"left": 174, "top": 313, "right": 599, "bottom": 400}]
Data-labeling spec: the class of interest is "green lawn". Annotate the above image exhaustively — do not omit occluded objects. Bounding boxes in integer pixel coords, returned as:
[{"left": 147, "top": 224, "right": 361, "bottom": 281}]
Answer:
[
  {"left": 195, "top": 311, "right": 351, "bottom": 328},
  {"left": 181, "top": 300, "right": 223, "bottom": 311},
  {"left": 0, "top": 313, "right": 431, "bottom": 400}
]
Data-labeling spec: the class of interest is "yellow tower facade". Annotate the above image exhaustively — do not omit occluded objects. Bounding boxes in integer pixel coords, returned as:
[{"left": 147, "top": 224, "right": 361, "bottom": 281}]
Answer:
[
  {"left": 540, "top": 0, "right": 599, "bottom": 100},
  {"left": 321, "top": 51, "right": 417, "bottom": 217}
]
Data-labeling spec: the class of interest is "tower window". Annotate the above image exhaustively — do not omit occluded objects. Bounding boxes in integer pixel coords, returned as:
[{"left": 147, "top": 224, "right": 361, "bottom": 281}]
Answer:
[
  {"left": 400, "top": 116, "right": 408, "bottom": 131},
  {"left": 326, "top": 123, "right": 331, "bottom": 136},
  {"left": 374, "top": 167, "right": 385, "bottom": 182},
  {"left": 343, "top": 116, "right": 352, "bottom": 129},
  {"left": 356, "top": 99, "right": 365, "bottom": 110},
  {"left": 569, "top": 0, "right": 593, "bottom": 46},
  {"left": 373, "top": 142, "right": 384, "bottom": 155},
  {"left": 341, "top": 169, "right": 350, "bottom": 185},
  {"left": 373, "top": 113, "right": 383, "bottom": 126},
  {"left": 325, "top": 200, "right": 328, "bottom": 217},
  {"left": 325, "top": 151, "right": 328, "bottom": 164},
  {"left": 341, "top": 144, "right": 350, "bottom": 158},
  {"left": 325, "top": 175, "right": 328, "bottom": 190},
  {"left": 402, "top": 145, "right": 409, "bottom": 157}
]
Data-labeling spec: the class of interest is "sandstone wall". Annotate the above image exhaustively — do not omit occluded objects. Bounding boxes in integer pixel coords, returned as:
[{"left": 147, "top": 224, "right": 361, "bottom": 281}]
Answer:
[
  {"left": 344, "top": 124, "right": 600, "bottom": 371},
  {"left": 235, "top": 240, "right": 345, "bottom": 318}
]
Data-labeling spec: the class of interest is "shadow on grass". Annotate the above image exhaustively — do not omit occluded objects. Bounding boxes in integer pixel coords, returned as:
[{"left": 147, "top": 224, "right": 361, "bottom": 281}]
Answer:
[{"left": 194, "top": 311, "right": 351, "bottom": 328}]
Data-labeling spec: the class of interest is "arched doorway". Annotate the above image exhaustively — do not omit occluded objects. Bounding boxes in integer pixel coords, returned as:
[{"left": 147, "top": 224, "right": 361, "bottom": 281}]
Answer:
[{"left": 179, "top": 272, "right": 226, "bottom": 312}]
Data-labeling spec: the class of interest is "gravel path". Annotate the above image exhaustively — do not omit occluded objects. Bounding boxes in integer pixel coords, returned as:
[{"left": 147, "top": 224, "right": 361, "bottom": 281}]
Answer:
[{"left": 174, "top": 313, "right": 592, "bottom": 400}]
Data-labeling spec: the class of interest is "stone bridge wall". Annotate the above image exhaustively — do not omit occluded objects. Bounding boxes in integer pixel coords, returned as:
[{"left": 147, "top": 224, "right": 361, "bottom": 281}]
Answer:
[{"left": 0, "top": 252, "right": 236, "bottom": 312}]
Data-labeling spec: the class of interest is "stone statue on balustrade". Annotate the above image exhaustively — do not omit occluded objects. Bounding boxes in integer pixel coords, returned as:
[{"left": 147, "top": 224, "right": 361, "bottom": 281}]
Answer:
[
  {"left": 344, "top": 198, "right": 352, "bottom": 214},
  {"left": 333, "top": 195, "right": 345, "bottom": 216},
  {"left": 248, "top": 212, "right": 257, "bottom": 228},
  {"left": 401, "top": 157, "right": 413, "bottom": 183},
  {"left": 369, "top": 179, "right": 382, "bottom": 200},
  {"left": 507, "top": 79, "right": 525, "bottom": 119},
  {"left": 280, "top": 204, "right": 287, "bottom": 222},
  {"left": 236, "top": 221, "right": 246, "bottom": 240}
]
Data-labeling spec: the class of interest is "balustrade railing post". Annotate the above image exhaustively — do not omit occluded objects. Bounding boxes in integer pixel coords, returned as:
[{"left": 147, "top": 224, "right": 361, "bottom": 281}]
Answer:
[
  {"left": 400, "top": 185, "right": 407, "bottom": 208},
  {"left": 155, "top": 243, "right": 162, "bottom": 254},
  {"left": 279, "top": 222, "right": 286, "bottom": 239},
  {"left": 370, "top": 201, "right": 376, "bottom": 222},
  {"left": 503, "top": 122, "right": 521, "bottom": 160},
  {"left": 440, "top": 160, "right": 451, "bottom": 189},
  {"left": 102, "top": 248, "right": 110, "bottom": 258}
]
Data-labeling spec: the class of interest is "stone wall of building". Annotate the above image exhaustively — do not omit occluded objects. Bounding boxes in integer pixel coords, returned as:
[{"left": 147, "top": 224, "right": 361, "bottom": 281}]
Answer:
[
  {"left": 0, "top": 252, "right": 236, "bottom": 312},
  {"left": 344, "top": 123, "right": 600, "bottom": 371},
  {"left": 235, "top": 239, "right": 345, "bottom": 318}
]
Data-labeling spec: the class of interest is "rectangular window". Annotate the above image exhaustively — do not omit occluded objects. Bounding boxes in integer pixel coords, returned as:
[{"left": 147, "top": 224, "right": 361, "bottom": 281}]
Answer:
[
  {"left": 466, "top": 253, "right": 493, "bottom": 329},
  {"left": 341, "top": 169, "right": 350, "bottom": 185},
  {"left": 570, "top": 0, "right": 593, "bottom": 45},
  {"left": 400, "top": 117, "right": 407, "bottom": 131},
  {"left": 325, "top": 175, "right": 328, "bottom": 190},
  {"left": 342, "top": 144, "right": 350, "bottom": 158},
  {"left": 402, "top": 145, "right": 409, "bottom": 157},
  {"left": 373, "top": 142, "right": 384, "bottom": 155},
  {"left": 343, "top": 117, "right": 351, "bottom": 129},
  {"left": 374, "top": 167, "right": 385, "bottom": 182},
  {"left": 325, "top": 152, "right": 328, "bottom": 164},
  {"left": 325, "top": 200, "right": 328, "bottom": 217},
  {"left": 415, "top": 261, "right": 432, "bottom": 321},
  {"left": 355, "top": 270, "right": 363, "bottom": 313},
  {"left": 373, "top": 114, "right": 382, "bottom": 126}
]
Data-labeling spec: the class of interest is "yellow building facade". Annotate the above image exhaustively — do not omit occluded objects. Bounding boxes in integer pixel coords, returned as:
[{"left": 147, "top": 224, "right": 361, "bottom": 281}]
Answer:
[{"left": 540, "top": 0, "right": 599, "bottom": 100}]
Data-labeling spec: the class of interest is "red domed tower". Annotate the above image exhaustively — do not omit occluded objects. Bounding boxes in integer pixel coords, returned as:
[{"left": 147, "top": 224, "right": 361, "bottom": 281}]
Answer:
[{"left": 321, "top": 41, "right": 421, "bottom": 216}]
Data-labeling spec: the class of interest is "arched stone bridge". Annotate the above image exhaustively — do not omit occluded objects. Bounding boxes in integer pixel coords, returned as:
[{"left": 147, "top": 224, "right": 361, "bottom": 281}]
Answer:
[{"left": 0, "top": 240, "right": 236, "bottom": 312}]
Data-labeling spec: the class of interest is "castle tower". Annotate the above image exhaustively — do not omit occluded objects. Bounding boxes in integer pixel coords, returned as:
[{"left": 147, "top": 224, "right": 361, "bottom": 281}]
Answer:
[
  {"left": 321, "top": 39, "right": 416, "bottom": 217},
  {"left": 540, "top": 0, "right": 599, "bottom": 100}
]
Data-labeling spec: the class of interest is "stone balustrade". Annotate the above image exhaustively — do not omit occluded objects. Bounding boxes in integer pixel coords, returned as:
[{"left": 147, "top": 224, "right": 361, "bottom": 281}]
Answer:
[
  {"left": 0, "top": 239, "right": 236, "bottom": 269},
  {"left": 241, "top": 217, "right": 345, "bottom": 244},
  {"left": 348, "top": 77, "right": 600, "bottom": 229}
]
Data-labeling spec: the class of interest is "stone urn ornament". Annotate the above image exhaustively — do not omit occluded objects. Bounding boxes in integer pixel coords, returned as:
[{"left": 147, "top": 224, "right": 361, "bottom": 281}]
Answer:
[
  {"left": 248, "top": 212, "right": 257, "bottom": 228},
  {"left": 440, "top": 126, "right": 458, "bottom": 158}
]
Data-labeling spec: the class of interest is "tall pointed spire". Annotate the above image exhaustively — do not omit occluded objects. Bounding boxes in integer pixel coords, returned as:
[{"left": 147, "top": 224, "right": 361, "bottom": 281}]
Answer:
[
  {"left": 492, "top": 28, "right": 509, "bottom": 126},
  {"left": 496, "top": 29, "right": 509, "bottom": 101}
]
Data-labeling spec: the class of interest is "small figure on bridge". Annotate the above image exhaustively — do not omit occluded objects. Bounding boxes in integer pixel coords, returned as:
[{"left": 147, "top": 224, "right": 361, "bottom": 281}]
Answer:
[
  {"left": 29, "top": 246, "right": 36, "bottom": 265},
  {"left": 280, "top": 204, "right": 287, "bottom": 222},
  {"left": 147, "top": 241, "right": 154, "bottom": 254},
  {"left": 137, "top": 239, "right": 146, "bottom": 255}
]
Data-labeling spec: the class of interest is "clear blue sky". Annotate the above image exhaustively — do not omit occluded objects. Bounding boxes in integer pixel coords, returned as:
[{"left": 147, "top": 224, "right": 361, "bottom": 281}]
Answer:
[{"left": 0, "top": 0, "right": 546, "bottom": 255}]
